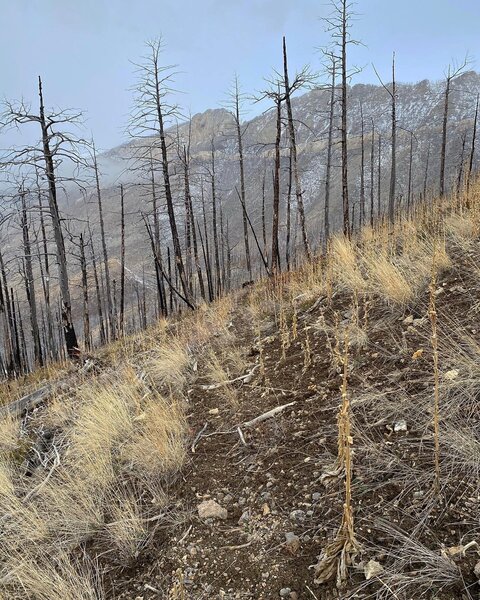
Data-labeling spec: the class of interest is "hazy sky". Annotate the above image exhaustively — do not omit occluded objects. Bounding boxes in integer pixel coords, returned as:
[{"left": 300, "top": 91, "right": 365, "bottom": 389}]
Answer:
[{"left": 1, "top": 0, "right": 478, "bottom": 150}]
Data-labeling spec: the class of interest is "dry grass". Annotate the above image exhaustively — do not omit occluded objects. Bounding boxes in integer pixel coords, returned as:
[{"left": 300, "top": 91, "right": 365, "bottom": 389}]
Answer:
[
  {"left": 0, "top": 291, "right": 235, "bottom": 598},
  {"left": 1, "top": 183, "right": 480, "bottom": 597}
]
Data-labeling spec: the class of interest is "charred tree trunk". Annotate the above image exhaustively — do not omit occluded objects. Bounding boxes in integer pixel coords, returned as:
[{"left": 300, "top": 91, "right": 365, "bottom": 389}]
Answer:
[
  {"left": 271, "top": 91, "right": 282, "bottom": 273},
  {"left": 38, "top": 77, "right": 79, "bottom": 357},
  {"left": 285, "top": 149, "right": 292, "bottom": 270},
  {"left": 210, "top": 141, "right": 222, "bottom": 297},
  {"left": 467, "top": 94, "right": 479, "bottom": 193},
  {"left": 201, "top": 182, "right": 214, "bottom": 302},
  {"left": 370, "top": 120, "right": 375, "bottom": 227},
  {"left": 359, "top": 102, "right": 366, "bottom": 228},
  {"left": 119, "top": 184, "right": 126, "bottom": 335},
  {"left": 407, "top": 131, "right": 414, "bottom": 213},
  {"left": 388, "top": 54, "right": 397, "bottom": 224},
  {"left": 232, "top": 77, "right": 252, "bottom": 280},
  {"left": 93, "top": 145, "right": 115, "bottom": 342},
  {"left": 340, "top": 0, "right": 350, "bottom": 236},
  {"left": 439, "top": 73, "right": 451, "bottom": 197},
  {"left": 20, "top": 189, "right": 43, "bottom": 367},
  {"left": 324, "top": 59, "right": 336, "bottom": 246},
  {"left": 79, "top": 233, "right": 91, "bottom": 351},
  {"left": 283, "top": 37, "right": 311, "bottom": 259},
  {"left": 90, "top": 240, "right": 106, "bottom": 346}
]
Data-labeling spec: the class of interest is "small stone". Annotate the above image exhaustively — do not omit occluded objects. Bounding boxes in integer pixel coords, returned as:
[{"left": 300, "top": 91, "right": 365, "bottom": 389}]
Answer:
[
  {"left": 312, "top": 492, "right": 321, "bottom": 501},
  {"left": 289, "top": 593, "right": 298, "bottom": 600},
  {"left": 285, "top": 532, "right": 300, "bottom": 554},
  {"left": 209, "top": 408, "right": 219, "bottom": 415},
  {"left": 364, "top": 559, "right": 384, "bottom": 580},
  {"left": 474, "top": 560, "right": 480, "bottom": 579},
  {"left": 289, "top": 509, "right": 306, "bottom": 522},
  {"left": 394, "top": 419, "right": 408, "bottom": 433},
  {"left": 198, "top": 499, "right": 228, "bottom": 520},
  {"left": 279, "top": 588, "right": 291, "bottom": 597},
  {"left": 444, "top": 369, "right": 459, "bottom": 381},
  {"left": 413, "top": 490, "right": 424, "bottom": 499},
  {"left": 238, "top": 509, "right": 250, "bottom": 524}
]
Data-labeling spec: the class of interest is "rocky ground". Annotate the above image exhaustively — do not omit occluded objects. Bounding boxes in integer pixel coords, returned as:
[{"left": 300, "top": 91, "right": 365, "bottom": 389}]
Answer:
[{"left": 104, "top": 238, "right": 480, "bottom": 599}]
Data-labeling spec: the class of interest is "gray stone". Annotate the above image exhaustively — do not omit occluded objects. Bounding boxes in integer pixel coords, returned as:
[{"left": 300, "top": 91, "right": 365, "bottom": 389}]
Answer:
[{"left": 197, "top": 499, "right": 228, "bottom": 520}]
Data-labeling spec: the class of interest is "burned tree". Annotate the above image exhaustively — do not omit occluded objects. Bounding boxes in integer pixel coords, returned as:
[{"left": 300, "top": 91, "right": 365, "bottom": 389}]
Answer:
[
  {"left": 225, "top": 76, "right": 252, "bottom": 279},
  {"left": 324, "top": 0, "right": 361, "bottom": 237},
  {"left": 129, "top": 39, "right": 194, "bottom": 309},
  {"left": 374, "top": 53, "right": 397, "bottom": 224},
  {"left": 1, "top": 77, "right": 90, "bottom": 358},
  {"left": 282, "top": 37, "right": 315, "bottom": 259},
  {"left": 439, "top": 58, "right": 469, "bottom": 197}
]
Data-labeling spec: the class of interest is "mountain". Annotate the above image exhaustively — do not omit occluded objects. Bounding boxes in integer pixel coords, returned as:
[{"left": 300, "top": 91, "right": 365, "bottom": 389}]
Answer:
[{"left": 71, "top": 71, "right": 480, "bottom": 275}]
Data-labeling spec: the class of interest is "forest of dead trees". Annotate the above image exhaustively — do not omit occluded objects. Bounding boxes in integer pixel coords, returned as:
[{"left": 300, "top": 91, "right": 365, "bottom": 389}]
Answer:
[{"left": 0, "top": 0, "right": 478, "bottom": 378}]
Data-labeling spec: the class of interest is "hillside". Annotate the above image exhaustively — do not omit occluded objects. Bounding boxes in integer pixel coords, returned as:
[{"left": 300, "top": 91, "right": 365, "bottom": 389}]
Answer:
[{"left": 0, "top": 185, "right": 479, "bottom": 598}]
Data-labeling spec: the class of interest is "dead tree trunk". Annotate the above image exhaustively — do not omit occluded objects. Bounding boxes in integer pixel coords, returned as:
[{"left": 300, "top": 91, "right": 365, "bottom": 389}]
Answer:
[
  {"left": 231, "top": 77, "right": 252, "bottom": 279},
  {"left": 285, "top": 149, "right": 292, "bottom": 270},
  {"left": 20, "top": 188, "right": 43, "bottom": 367},
  {"left": 119, "top": 184, "right": 126, "bottom": 336},
  {"left": 283, "top": 37, "right": 311, "bottom": 259},
  {"left": 271, "top": 90, "right": 282, "bottom": 273},
  {"left": 370, "top": 119, "right": 375, "bottom": 227},
  {"left": 340, "top": 0, "right": 350, "bottom": 236},
  {"left": 93, "top": 144, "right": 115, "bottom": 342},
  {"left": 38, "top": 77, "right": 79, "bottom": 357},
  {"left": 467, "top": 93, "right": 479, "bottom": 193},
  {"left": 359, "top": 101, "right": 366, "bottom": 227},
  {"left": 439, "top": 59, "right": 469, "bottom": 197},
  {"left": 149, "top": 152, "right": 167, "bottom": 317},
  {"left": 183, "top": 145, "right": 206, "bottom": 301},
  {"left": 210, "top": 141, "right": 222, "bottom": 297},
  {"left": 79, "top": 233, "right": 91, "bottom": 351},
  {"left": 90, "top": 239, "right": 106, "bottom": 346},
  {"left": 201, "top": 181, "right": 214, "bottom": 302},
  {"left": 388, "top": 55, "right": 397, "bottom": 223},
  {"left": 324, "top": 58, "right": 336, "bottom": 246},
  {"left": 377, "top": 133, "right": 382, "bottom": 217},
  {"left": 37, "top": 189, "right": 56, "bottom": 360},
  {"left": 407, "top": 130, "right": 414, "bottom": 213}
]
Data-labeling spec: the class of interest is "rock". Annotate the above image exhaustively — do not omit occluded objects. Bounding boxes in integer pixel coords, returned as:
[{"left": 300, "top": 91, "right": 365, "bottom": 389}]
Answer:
[
  {"left": 289, "top": 593, "right": 298, "bottom": 600},
  {"left": 289, "top": 509, "right": 306, "bottom": 522},
  {"left": 208, "top": 408, "right": 219, "bottom": 415},
  {"left": 474, "top": 560, "right": 480, "bottom": 579},
  {"left": 238, "top": 509, "right": 250, "bottom": 524},
  {"left": 197, "top": 499, "right": 228, "bottom": 520},
  {"left": 285, "top": 532, "right": 300, "bottom": 554},
  {"left": 279, "top": 588, "right": 291, "bottom": 597},
  {"left": 393, "top": 419, "right": 408, "bottom": 433},
  {"left": 403, "top": 315, "right": 414, "bottom": 325},
  {"left": 444, "top": 369, "right": 459, "bottom": 381},
  {"left": 312, "top": 492, "right": 321, "bottom": 501},
  {"left": 364, "top": 559, "right": 384, "bottom": 580}
]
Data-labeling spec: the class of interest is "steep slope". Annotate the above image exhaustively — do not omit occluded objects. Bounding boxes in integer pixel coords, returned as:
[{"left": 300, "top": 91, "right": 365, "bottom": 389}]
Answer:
[{"left": 1, "top": 186, "right": 480, "bottom": 598}]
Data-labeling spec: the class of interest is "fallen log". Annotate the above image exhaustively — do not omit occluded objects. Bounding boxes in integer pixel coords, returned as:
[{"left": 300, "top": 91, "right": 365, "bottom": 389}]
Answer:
[{"left": 0, "top": 381, "right": 67, "bottom": 419}]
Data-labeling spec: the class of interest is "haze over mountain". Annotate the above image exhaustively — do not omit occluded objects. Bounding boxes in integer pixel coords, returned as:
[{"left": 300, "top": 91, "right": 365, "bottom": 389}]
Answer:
[{"left": 65, "top": 70, "right": 480, "bottom": 280}]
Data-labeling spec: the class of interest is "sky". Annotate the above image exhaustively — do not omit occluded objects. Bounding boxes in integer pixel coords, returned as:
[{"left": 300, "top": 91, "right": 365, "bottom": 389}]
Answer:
[{"left": 0, "top": 0, "right": 479, "bottom": 151}]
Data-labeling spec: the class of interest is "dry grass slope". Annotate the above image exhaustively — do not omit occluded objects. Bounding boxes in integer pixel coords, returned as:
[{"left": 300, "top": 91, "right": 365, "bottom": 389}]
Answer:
[{"left": 1, "top": 184, "right": 480, "bottom": 597}]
